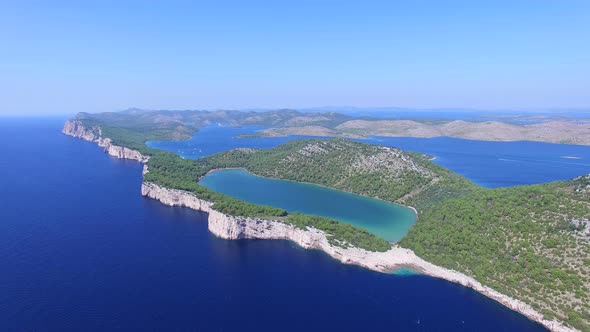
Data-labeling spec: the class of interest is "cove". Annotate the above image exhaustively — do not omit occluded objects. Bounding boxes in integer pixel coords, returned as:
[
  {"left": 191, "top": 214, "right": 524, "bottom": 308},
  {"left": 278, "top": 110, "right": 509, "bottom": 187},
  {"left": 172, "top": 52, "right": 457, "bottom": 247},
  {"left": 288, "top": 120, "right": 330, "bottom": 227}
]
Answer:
[{"left": 199, "top": 168, "right": 416, "bottom": 243}]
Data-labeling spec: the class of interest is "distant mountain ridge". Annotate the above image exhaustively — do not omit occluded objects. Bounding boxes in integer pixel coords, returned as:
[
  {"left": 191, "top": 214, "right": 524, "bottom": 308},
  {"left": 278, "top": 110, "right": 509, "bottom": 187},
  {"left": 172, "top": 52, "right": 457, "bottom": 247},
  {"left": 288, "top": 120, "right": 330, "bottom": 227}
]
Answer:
[{"left": 76, "top": 108, "right": 590, "bottom": 146}]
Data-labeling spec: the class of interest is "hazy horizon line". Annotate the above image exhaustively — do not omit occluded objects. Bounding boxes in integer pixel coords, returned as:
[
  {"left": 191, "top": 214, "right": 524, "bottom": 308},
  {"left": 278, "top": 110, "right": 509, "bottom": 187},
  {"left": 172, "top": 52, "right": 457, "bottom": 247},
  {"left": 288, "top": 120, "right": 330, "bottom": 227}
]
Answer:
[{"left": 2, "top": 105, "right": 590, "bottom": 117}]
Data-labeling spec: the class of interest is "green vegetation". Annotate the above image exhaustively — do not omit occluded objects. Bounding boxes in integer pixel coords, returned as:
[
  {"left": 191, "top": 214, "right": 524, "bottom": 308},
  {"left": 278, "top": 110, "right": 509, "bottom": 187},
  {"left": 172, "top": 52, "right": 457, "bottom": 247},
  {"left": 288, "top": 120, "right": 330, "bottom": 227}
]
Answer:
[
  {"left": 401, "top": 181, "right": 590, "bottom": 330},
  {"left": 74, "top": 109, "right": 353, "bottom": 156},
  {"left": 76, "top": 113, "right": 195, "bottom": 156},
  {"left": 145, "top": 150, "right": 391, "bottom": 251},
  {"left": 75, "top": 114, "right": 391, "bottom": 252},
  {"left": 201, "top": 138, "right": 590, "bottom": 330},
  {"left": 202, "top": 139, "right": 476, "bottom": 210},
  {"left": 144, "top": 153, "right": 287, "bottom": 218},
  {"left": 143, "top": 152, "right": 390, "bottom": 251}
]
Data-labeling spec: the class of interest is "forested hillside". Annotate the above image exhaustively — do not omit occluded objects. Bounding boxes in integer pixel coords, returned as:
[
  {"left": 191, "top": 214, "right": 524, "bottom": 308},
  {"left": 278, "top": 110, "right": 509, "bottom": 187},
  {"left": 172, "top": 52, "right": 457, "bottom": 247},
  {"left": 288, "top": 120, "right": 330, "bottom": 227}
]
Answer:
[
  {"left": 202, "top": 139, "right": 590, "bottom": 330},
  {"left": 202, "top": 139, "right": 475, "bottom": 211},
  {"left": 401, "top": 178, "right": 590, "bottom": 330}
]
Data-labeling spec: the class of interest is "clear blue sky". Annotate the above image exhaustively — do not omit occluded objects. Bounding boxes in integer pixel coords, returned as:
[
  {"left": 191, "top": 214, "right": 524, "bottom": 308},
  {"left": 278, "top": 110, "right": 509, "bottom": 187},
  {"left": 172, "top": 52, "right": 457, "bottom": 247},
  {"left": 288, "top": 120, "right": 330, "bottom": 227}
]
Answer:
[{"left": 1, "top": 0, "right": 589, "bottom": 115}]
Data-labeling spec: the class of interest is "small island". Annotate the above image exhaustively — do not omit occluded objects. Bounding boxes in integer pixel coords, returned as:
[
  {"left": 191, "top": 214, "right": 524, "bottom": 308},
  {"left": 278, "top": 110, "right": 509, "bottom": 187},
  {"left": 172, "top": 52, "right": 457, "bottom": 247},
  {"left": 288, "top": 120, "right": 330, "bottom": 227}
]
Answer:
[{"left": 63, "top": 110, "right": 589, "bottom": 332}]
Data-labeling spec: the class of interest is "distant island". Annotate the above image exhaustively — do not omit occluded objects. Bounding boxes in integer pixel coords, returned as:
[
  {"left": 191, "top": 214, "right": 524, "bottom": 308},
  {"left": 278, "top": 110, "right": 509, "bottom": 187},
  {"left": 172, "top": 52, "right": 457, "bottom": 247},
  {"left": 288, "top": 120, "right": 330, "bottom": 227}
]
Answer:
[
  {"left": 257, "top": 119, "right": 590, "bottom": 145},
  {"left": 64, "top": 109, "right": 590, "bottom": 331},
  {"left": 74, "top": 108, "right": 590, "bottom": 146}
]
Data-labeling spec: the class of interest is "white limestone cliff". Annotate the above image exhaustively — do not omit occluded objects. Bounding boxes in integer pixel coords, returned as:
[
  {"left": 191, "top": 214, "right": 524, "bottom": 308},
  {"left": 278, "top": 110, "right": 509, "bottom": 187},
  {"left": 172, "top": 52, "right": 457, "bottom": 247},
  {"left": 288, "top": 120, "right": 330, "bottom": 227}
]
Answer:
[
  {"left": 62, "top": 120, "right": 149, "bottom": 163},
  {"left": 141, "top": 181, "right": 213, "bottom": 212},
  {"left": 63, "top": 119, "right": 575, "bottom": 332}
]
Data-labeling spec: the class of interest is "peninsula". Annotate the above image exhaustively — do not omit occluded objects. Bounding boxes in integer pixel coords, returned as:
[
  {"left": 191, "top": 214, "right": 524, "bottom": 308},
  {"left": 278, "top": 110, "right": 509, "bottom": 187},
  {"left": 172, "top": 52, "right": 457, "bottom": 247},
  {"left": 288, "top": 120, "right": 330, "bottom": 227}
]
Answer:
[{"left": 63, "top": 110, "right": 590, "bottom": 331}]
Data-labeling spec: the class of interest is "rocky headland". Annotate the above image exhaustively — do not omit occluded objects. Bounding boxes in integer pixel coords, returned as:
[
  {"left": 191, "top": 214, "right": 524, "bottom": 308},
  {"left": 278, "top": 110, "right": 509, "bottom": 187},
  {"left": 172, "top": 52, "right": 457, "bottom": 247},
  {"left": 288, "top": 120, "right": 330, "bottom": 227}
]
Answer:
[
  {"left": 62, "top": 119, "right": 575, "bottom": 332},
  {"left": 62, "top": 120, "right": 149, "bottom": 163}
]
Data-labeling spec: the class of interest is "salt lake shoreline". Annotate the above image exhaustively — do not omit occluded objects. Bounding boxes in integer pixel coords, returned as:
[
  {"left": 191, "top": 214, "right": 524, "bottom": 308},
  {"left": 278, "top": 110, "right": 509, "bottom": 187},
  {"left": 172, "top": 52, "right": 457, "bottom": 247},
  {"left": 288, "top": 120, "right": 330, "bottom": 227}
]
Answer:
[{"left": 62, "top": 119, "right": 575, "bottom": 332}]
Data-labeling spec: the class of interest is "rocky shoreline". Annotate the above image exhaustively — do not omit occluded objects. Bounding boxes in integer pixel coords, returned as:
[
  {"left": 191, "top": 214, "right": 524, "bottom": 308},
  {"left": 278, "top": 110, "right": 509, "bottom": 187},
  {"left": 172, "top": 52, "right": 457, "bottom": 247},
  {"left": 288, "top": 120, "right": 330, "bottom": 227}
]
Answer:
[
  {"left": 62, "top": 119, "right": 575, "bottom": 332},
  {"left": 62, "top": 120, "right": 149, "bottom": 163}
]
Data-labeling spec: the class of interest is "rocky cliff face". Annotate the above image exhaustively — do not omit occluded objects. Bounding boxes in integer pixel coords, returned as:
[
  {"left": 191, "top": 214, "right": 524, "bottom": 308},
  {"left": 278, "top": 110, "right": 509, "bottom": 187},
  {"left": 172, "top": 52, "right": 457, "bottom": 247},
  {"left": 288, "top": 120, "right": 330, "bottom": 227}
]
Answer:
[
  {"left": 141, "top": 181, "right": 406, "bottom": 272},
  {"left": 139, "top": 181, "right": 573, "bottom": 332},
  {"left": 62, "top": 120, "right": 149, "bottom": 163},
  {"left": 62, "top": 119, "right": 101, "bottom": 141},
  {"left": 99, "top": 138, "right": 147, "bottom": 162},
  {"left": 141, "top": 181, "right": 213, "bottom": 212}
]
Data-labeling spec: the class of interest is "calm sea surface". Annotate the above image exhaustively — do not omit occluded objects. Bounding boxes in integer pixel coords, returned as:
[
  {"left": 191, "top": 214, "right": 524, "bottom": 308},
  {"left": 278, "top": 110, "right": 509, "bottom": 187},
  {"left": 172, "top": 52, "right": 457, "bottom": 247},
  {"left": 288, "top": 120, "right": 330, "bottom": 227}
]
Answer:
[{"left": 0, "top": 118, "right": 548, "bottom": 331}]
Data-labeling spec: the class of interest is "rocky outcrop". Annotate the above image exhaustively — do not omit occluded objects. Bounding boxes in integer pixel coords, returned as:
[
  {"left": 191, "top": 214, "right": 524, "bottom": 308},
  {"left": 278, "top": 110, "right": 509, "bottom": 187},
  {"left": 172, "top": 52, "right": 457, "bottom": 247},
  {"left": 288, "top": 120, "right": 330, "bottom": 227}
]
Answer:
[
  {"left": 62, "top": 120, "right": 149, "bottom": 163},
  {"left": 140, "top": 180, "right": 574, "bottom": 332},
  {"left": 99, "top": 138, "right": 147, "bottom": 162},
  {"left": 141, "top": 181, "right": 213, "bottom": 212}
]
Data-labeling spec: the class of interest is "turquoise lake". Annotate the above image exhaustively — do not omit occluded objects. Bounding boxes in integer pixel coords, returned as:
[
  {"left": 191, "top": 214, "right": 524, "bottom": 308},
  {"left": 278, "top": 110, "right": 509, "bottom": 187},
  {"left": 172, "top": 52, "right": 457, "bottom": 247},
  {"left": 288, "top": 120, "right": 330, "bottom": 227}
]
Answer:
[{"left": 199, "top": 169, "right": 416, "bottom": 243}]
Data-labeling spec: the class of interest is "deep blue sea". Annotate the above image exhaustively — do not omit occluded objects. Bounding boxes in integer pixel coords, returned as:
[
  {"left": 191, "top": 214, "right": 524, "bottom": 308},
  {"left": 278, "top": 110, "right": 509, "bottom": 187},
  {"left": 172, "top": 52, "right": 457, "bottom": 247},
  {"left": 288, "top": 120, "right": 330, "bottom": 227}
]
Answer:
[
  {"left": 0, "top": 118, "right": 549, "bottom": 331},
  {"left": 149, "top": 125, "right": 590, "bottom": 188}
]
